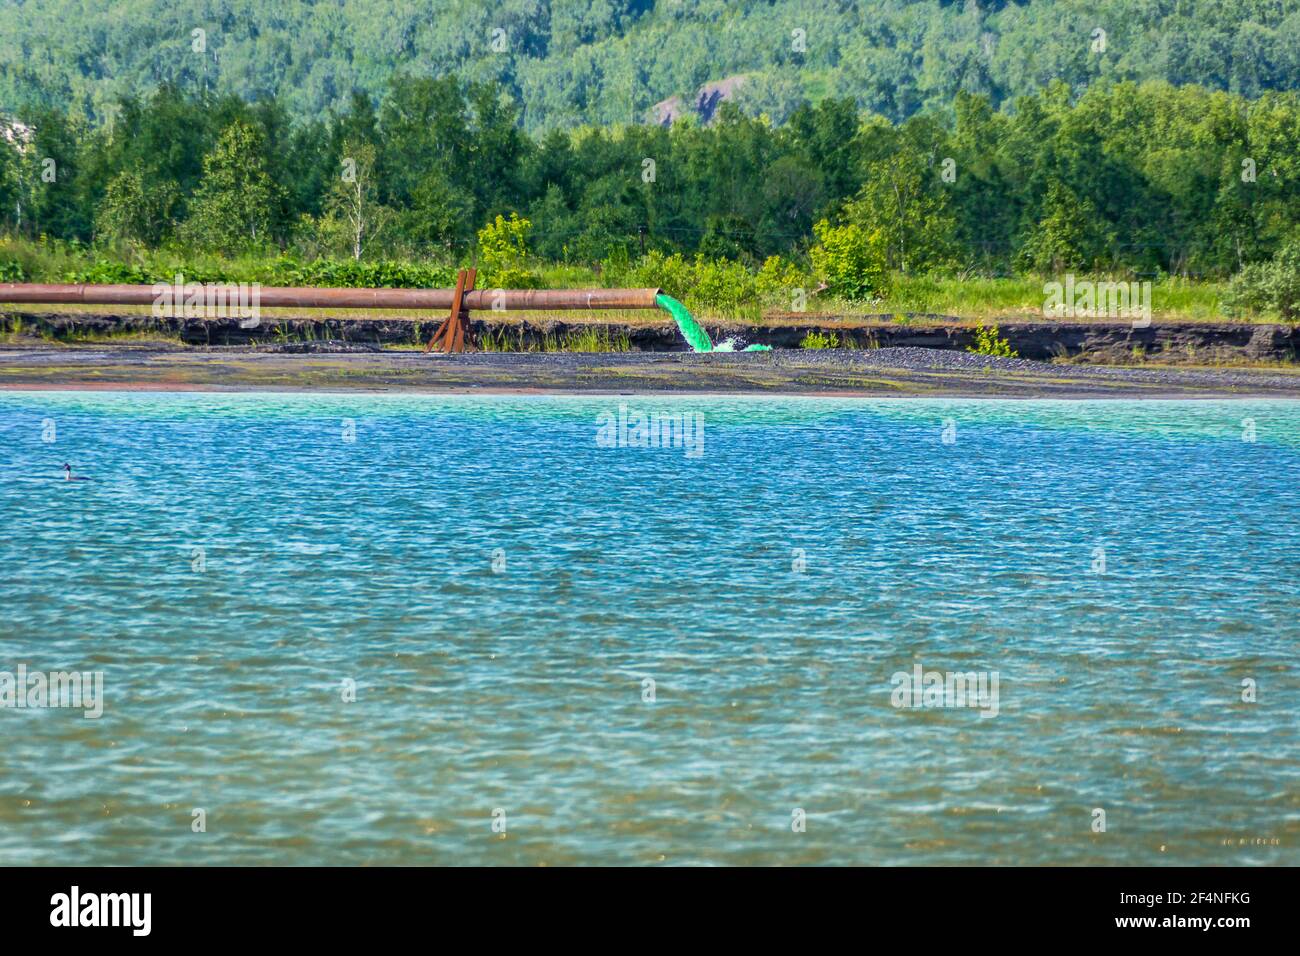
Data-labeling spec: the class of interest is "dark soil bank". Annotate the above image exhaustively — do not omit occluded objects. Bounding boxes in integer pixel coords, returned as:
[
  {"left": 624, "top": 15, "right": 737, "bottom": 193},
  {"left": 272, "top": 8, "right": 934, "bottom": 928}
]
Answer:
[{"left": 6, "top": 311, "right": 1300, "bottom": 363}]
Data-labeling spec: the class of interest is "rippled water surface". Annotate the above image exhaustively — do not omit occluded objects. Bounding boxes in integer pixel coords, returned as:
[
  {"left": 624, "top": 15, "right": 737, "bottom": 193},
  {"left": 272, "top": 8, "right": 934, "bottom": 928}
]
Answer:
[{"left": 1, "top": 392, "right": 1297, "bottom": 865}]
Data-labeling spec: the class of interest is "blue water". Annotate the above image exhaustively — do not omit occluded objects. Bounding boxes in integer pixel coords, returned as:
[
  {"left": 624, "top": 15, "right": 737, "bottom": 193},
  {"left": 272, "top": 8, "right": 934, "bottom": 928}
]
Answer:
[{"left": 1, "top": 392, "right": 1297, "bottom": 865}]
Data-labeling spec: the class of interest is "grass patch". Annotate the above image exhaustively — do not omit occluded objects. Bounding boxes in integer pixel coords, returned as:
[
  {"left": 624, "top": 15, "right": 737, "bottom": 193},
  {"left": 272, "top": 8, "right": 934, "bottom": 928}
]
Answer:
[
  {"left": 800, "top": 330, "right": 840, "bottom": 349},
  {"left": 474, "top": 325, "right": 631, "bottom": 352},
  {"left": 558, "top": 328, "right": 631, "bottom": 352},
  {"left": 55, "top": 329, "right": 184, "bottom": 346},
  {"left": 870, "top": 273, "right": 1244, "bottom": 323}
]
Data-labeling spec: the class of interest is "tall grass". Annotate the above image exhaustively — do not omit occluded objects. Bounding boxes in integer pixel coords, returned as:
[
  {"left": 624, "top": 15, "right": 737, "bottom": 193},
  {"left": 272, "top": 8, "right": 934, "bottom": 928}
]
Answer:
[
  {"left": 875, "top": 272, "right": 1236, "bottom": 322},
  {"left": 476, "top": 325, "right": 630, "bottom": 352},
  {"left": 0, "top": 235, "right": 1261, "bottom": 323},
  {"left": 561, "top": 327, "right": 631, "bottom": 352}
]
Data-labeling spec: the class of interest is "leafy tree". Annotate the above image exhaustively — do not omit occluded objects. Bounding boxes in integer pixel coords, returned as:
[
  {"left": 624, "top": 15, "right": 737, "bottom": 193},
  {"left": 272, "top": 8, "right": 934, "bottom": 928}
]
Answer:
[
  {"left": 13, "top": 108, "right": 86, "bottom": 239},
  {"left": 84, "top": 85, "right": 226, "bottom": 223},
  {"left": 319, "top": 141, "right": 389, "bottom": 260},
  {"left": 95, "top": 170, "right": 177, "bottom": 245},
  {"left": 1224, "top": 237, "right": 1300, "bottom": 320},
  {"left": 784, "top": 97, "right": 862, "bottom": 207},
  {"left": 1017, "top": 181, "right": 1114, "bottom": 273},
  {"left": 0, "top": 124, "right": 18, "bottom": 232},
  {"left": 394, "top": 169, "right": 474, "bottom": 255},
  {"left": 478, "top": 212, "right": 532, "bottom": 268},
  {"left": 810, "top": 219, "right": 888, "bottom": 301},
  {"left": 846, "top": 150, "right": 958, "bottom": 274},
  {"left": 734, "top": 72, "right": 808, "bottom": 126},
  {"left": 528, "top": 183, "right": 577, "bottom": 261},
  {"left": 377, "top": 76, "right": 529, "bottom": 231},
  {"left": 6, "top": 0, "right": 1300, "bottom": 136},
  {"left": 698, "top": 214, "right": 759, "bottom": 262},
  {"left": 476, "top": 212, "right": 536, "bottom": 286},
  {"left": 183, "top": 120, "right": 283, "bottom": 252}
]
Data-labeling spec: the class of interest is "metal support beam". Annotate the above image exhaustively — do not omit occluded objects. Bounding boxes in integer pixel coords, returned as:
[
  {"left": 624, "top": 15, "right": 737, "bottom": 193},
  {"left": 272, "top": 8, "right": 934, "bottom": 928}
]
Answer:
[{"left": 425, "top": 268, "right": 477, "bottom": 353}]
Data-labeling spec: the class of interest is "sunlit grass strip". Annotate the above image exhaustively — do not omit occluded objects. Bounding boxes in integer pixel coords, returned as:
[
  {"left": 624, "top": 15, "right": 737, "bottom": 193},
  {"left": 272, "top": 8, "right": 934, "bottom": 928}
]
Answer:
[{"left": 875, "top": 274, "right": 1234, "bottom": 322}]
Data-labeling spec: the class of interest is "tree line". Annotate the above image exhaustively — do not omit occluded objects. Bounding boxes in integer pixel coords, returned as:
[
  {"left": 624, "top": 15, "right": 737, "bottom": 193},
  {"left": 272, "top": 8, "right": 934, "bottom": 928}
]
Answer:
[{"left": 2, "top": 74, "right": 1299, "bottom": 286}]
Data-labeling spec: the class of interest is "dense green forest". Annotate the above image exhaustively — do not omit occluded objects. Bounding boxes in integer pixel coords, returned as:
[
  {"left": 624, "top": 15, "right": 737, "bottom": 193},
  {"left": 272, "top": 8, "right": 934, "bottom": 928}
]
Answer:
[
  {"left": 1, "top": 2, "right": 1299, "bottom": 318},
  {"left": 3, "top": 0, "right": 1300, "bottom": 131},
  {"left": 3, "top": 76, "right": 1299, "bottom": 283}
]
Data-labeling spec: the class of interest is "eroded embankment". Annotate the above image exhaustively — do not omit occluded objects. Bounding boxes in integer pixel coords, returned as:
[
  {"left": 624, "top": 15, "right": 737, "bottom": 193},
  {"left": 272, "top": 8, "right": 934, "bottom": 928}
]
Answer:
[{"left": 2, "top": 310, "right": 1299, "bottom": 363}]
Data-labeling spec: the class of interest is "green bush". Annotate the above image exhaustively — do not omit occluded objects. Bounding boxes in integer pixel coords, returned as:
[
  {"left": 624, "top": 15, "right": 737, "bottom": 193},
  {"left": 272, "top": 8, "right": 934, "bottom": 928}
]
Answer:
[
  {"left": 603, "top": 250, "right": 694, "bottom": 300},
  {"left": 1224, "top": 240, "right": 1300, "bottom": 321},
  {"left": 800, "top": 330, "right": 839, "bottom": 349},
  {"left": 64, "top": 259, "right": 155, "bottom": 284},
  {"left": 688, "top": 257, "right": 757, "bottom": 315},
  {"left": 59, "top": 255, "right": 458, "bottom": 289},
  {"left": 474, "top": 213, "right": 541, "bottom": 289},
  {"left": 477, "top": 266, "right": 542, "bottom": 290},
  {"left": 272, "top": 258, "right": 457, "bottom": 289},
  {"left": 755, "top": 255, "right": 813, "bottom": 307},
  {"left": 477, "top": 213, "right": 532, "bottom": 268},
  {"left": 967, "top": 322, "right": 1018, "bottom": 358},
  {"left": 810, "top": 219, "right": 888, "bottom": 302},
  {"left": 601, "top": 250, "right": 795, "bottom": 317}
]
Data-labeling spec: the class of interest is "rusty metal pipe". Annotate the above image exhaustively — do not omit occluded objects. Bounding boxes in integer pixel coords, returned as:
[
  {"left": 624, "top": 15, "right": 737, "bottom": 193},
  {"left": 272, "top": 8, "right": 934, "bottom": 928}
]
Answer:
[{"left": 0, "top": 283, "right": 663, "bottom": 310}]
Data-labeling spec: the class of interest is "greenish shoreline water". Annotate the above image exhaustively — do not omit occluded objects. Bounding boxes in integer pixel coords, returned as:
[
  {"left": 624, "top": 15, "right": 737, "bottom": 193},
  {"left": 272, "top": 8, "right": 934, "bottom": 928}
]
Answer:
[{"left": 1, "top": 392, "right": 1297, "bottom": 865}]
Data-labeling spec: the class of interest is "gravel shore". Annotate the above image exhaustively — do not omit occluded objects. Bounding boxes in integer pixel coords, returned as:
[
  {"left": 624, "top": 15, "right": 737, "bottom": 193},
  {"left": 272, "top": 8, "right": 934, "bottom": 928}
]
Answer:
[{"left": 1, "top": 344, "right": 1297, "bottom": 396}]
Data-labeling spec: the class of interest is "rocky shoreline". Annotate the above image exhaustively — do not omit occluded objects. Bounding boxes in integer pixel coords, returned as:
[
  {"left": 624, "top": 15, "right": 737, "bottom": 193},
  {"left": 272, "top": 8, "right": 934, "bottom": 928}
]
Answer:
[
  {"left": 2, "top": 344, "right": 1297, "bottom": 397},
  {"left": 3, "top": 310, "right": 1298, "bottom": 363}
]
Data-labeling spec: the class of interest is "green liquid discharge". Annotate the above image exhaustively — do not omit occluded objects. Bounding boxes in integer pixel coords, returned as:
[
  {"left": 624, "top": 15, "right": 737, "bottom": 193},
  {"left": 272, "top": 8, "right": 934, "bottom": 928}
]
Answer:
[
  {"left": 655, "top": 294, "right": 771, "bottom": 352},
  {"left": 656, "top": 293, "right": 713, "bottom": 352}
]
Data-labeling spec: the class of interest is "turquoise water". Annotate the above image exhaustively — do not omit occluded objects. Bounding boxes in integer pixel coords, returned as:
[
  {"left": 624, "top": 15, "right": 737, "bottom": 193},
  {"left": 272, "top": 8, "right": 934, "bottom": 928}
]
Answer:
[{"left": 1, "top": 392, "right": 1297, "bottom": 866}]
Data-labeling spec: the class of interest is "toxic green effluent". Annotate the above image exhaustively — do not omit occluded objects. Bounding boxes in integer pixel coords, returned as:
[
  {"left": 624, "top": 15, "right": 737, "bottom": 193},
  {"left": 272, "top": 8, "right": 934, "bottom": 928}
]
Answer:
[
  {"left": 655, "top": 294, "right": 771, "bottom": 352},
  {"left": 656, "top": 294, "right": 713, "bottom": 352}
]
